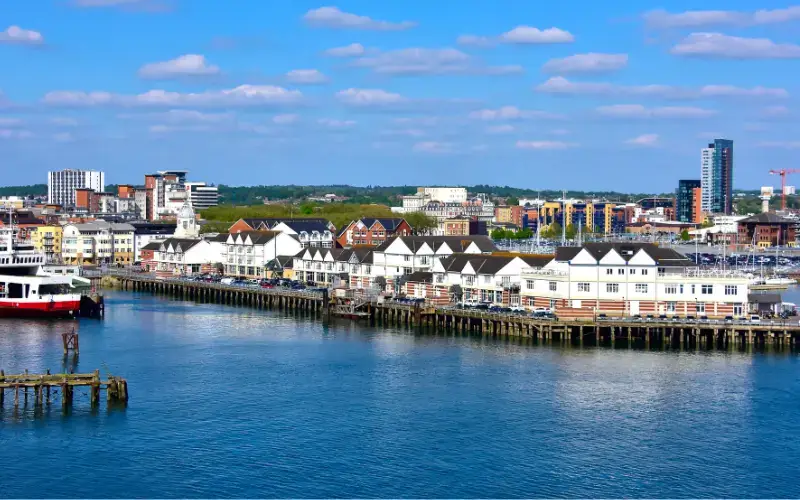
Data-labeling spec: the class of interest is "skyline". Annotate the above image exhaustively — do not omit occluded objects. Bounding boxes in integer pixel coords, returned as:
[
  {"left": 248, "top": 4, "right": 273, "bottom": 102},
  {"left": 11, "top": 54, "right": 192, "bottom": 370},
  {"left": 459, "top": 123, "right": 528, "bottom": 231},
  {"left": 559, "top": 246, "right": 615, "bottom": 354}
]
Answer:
[{"left": 1, "top": 1, "right": 798, "bottom": 189}]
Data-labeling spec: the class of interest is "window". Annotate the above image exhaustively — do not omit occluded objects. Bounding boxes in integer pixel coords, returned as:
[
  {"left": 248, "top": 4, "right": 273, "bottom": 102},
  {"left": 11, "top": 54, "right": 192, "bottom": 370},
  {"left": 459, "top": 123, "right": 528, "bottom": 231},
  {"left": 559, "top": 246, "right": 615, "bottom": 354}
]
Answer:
[
  {"left": 630, "top": 269, "right": 636, "bottom": 275},
  {"left": 618, "top": 269, "right": 624, "bottom": 275},
  {"left": 550, "top": 299, "right": 557, "bottom": 309},
  {"left": 665, "top": 285, "right": 677, "bottom": 294},
  {"left": 549, "top": 281, "right": 557, "bottom": 291},
  {"left": 577, "top": 283, "right": 590, "bottom": 292},
  {"left": 725, "top": 285, "right": 737, "bottom": 296},
  {"left": 679, "top": 284, "right": 684, "bottom": 294},
  {"left": 666, "top": 301, "right": 677, "bottom": 312},
  {"left": 734, "top": 304, "right": 743, "bottom": 316},
  {"left": 691, "top": 285, "right": 695, "bottom": 294},
  {"left": 526, "top": 279, "right": 534, "bottom": 289},
  {"left": 403, "top": 267, "right": 412, "bottom": 275},
  {"left": 635, "top": 284, "right": 648, "bottom": 293},
  {"left": 404, "top": 255, "right": 411, "bottom": 262},
  {"left": 465, "top": 276, "right": 475, "bottom": 286},
  {"left": 696, "top": 303, "right": 706, "bottom": 313},
  {"left": 606, "top": 268, "right": 613, "bottom": 275},
  {"left": 658, "top": 267, "right": 665, "bottom": 277},
  {"left": 641, "top": 269, "right": 648, "bottom": 276},
  {"left": 606, "top": 283, "right": 619, "bottom": 293},
  {"left": 702, "top": 284, "right": 713, "bottom": 295}
]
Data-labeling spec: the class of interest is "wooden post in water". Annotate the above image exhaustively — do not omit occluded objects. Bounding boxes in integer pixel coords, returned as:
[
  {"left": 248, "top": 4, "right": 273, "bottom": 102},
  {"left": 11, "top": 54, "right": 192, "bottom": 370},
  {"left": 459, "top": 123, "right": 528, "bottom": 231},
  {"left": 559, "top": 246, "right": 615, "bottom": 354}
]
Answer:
[{"left": 62, "top": 330, "right": 79, "bottom": 355}]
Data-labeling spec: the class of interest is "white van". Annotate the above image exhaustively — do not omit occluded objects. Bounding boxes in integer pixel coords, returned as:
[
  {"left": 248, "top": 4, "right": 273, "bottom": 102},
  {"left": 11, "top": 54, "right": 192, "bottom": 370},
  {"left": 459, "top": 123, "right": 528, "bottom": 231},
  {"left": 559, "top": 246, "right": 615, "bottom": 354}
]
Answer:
[
  {"left": 220, "top": 277, "right": 235, "bottom": 285},
  {"left": 749, "top": 315, "right": 761, "bottom": 324}
]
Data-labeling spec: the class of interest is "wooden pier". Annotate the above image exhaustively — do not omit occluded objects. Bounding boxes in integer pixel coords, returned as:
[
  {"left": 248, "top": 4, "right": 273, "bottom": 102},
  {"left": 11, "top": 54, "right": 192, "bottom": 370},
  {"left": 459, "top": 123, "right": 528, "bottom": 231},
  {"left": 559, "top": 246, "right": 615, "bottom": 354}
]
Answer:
[
  {"left": 100, "top": 273, "right": 800, "bottom": 350},
  {"left": 0, "top": 369, "right": 128, "bottom": 408}
]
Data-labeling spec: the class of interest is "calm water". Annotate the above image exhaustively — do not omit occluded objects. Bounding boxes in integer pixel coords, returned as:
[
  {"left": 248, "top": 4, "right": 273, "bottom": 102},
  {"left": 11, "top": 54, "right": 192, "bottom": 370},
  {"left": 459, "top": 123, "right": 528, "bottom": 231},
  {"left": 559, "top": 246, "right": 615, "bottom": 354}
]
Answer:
[{"left": 1, "top": 291, "right": 800, "bottom": 498}]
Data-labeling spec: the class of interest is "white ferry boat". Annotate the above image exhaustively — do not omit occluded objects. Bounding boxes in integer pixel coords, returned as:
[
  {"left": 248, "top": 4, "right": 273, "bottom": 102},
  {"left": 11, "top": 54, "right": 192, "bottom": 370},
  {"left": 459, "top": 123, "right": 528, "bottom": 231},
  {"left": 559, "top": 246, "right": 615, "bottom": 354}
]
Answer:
[{"left": 0, "top": 223, "right": 81, "bottom": 318}]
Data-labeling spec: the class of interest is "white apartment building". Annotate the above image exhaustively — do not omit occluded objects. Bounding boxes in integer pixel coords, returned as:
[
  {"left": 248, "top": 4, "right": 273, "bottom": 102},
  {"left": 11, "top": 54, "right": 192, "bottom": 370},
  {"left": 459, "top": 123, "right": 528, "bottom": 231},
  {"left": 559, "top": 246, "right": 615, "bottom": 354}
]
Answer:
[
  {"left": 701, "top": 146, "right": 714, "bottom": 213},
  {"left": 293, "top": 247, "right": 373, "bottom": 285},
  {"left": 272, "top": 221, "right": 334, "bottom": 248},
  {"left": 223, "top": 231, "right": 302, "bottom": 278},
  {"left": 349, "top": 235, "right": 496, "bottom": 289},
  {"left": 520, "top": 243, "right": 750, "bottom": 318},
  {"left": 393, "top": 186, "right": 469, "bottom": 214},
  {"left": 185, "top": 182, "right": 219, "bottom": 210},
  {"left": 62, "top": 221, "right": 134, "bottom": 265},
  {"left": 48, "top": 169, "right": 105, "bottom": 207},
  {"left": 153, "top": 238, "right": 222, "bottom": 277}
]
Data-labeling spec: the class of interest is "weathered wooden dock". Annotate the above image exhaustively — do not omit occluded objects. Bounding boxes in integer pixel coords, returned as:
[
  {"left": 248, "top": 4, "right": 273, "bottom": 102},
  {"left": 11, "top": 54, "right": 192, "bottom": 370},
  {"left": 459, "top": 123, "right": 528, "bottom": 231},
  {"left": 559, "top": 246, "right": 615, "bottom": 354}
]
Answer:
[
  {"left": 0, "top": 369, "right": 128, "bottom": 408},
  {"left": 101, "top": 273, "right": 800, "bottom": 349}
]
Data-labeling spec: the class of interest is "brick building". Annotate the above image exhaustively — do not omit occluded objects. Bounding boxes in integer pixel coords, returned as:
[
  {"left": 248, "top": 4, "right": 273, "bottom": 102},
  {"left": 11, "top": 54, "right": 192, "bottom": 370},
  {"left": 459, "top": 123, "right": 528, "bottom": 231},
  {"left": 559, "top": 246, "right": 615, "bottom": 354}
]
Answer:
[{"left": 737, "top": 213, "right": 796, "bottom": 248}]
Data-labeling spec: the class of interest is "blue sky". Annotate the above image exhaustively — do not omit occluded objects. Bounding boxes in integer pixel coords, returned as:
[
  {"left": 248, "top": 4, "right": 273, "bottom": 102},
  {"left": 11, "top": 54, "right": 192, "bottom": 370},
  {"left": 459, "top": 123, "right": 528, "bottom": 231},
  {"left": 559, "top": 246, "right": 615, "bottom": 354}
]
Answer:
[{"left": 1, "top": 0, "right": 798, "bottom": 191}]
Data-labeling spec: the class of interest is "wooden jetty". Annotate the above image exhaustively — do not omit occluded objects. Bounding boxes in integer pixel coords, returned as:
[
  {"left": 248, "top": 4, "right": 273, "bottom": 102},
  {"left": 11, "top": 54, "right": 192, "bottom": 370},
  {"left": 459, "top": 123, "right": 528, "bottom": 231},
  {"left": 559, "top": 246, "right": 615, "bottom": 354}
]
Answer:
[
  {"left": 0, "top": 369, "right": 128, "bottom": 408},
  {"left": 99, "top": 273, "right": 800, "bottom": 350}
]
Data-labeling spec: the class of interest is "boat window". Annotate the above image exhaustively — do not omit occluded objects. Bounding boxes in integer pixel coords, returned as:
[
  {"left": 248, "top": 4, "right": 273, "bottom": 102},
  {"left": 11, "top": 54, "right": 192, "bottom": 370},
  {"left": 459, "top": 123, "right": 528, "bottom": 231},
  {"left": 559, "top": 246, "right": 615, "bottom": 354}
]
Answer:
[
  {"left": 8, "top": 283, "right": 23, "bottom": 299},
  {"left": 39, "top": 284, "right": 70, "bottom": 295}
]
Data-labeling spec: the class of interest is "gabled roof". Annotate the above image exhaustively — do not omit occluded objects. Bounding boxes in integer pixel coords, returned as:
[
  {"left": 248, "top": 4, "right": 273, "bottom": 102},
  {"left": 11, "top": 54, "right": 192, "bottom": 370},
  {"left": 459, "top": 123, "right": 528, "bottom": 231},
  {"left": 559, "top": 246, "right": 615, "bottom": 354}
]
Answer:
[
  {"left": 204, "top": 233, "right": 230, "bottom": 242},
  {"left": 280, "top": 220, "right": 332, "bottom": 234},
  {"left": 406, "top": 271, "right": 433, "bottom": 283},
  {"left": 231, "top": 230, "right": 280, "bottom": 245},
  {"left": 374, "top": 235, "right": 497, "bottom": 253},
  {"left": 141, "top": 241, "right": 162, "bottom": 251},
  {"left": 555, "top": 243, "right": 693, "bottom": 267},
  {"left": 237, "top": 217, "right": 334, "bottom": 231},
  {"left": 436, "top": 253, "right": 551, "bottom": 275},
  {"left": 159, "top": 238, "right": 202, "bottom": 252},
  {"left": 359, "top": 218, "right": 407, "bottom": 231}
]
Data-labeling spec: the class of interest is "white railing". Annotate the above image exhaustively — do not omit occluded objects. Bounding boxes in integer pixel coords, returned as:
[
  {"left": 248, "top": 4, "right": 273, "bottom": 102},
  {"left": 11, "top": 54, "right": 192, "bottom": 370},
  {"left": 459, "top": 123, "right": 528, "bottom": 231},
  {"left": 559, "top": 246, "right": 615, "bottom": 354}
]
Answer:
[{"left": 521, "top": 268, "right": 568, "bottom": 277}]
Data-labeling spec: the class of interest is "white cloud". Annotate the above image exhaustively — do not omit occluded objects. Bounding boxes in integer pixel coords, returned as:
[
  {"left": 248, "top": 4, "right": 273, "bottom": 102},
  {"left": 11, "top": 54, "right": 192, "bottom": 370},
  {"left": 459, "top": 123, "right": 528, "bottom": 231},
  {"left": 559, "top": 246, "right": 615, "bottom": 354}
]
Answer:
[
  {"left": 758, "top": 141, "right": 800, "bottom": 149},
  {"left": 335, "top": 88, "right": 406, "bottom": 106},
  {"left": 50, "top": 117, "right": 79, "bottom": 126},
  {"left": 0, "top": 26, "right": 44, "bottom": 45},
  {"left": 486, "top": 124, "right": 515, "bottom": 134},
  {"left": 351, "top": 47, "right": 522, "bottom": 75},
  {"left": 536, "top": 76, "right": 788, "bottom": 98},
  {"left": 413, "top": 141, "right": 454, "bottom": 153},
  {"left": 597, "top": 104, "right": 717, "bottom": 118},
  {"left": 671, "top": 33, "right": 800, "bottom": 59},
  {"left": 43, "top": 85, "right": 302, "bottom": 107},
  {"left": 500, "top": 26, "right": 574, "bottom": 44},
  {"left": 457, "top": 35, "right": 494, "bottom": 47},
  {"left": 0, "top": 117, "right": 22, "bottom": 127},
  {"left": 303, "top": 6, "right": 416, "bottom": 31},
  {"left": 149, "top": 124, "right": 213, "bottom": 134},
  {"left": 644, "top": 7, "right": 800, "bottom": 28},
  {"left": 53, "top": 132, "right": 75, "bottom": 143},
  {"left": 516, "top": 140, "right": 577, "bottom": 150},
  {"left": 286, "top": 69, "right": 329, "bottom": 84},
  {"left": 139, "top": 54, "right": 220, "bottom": 79},
  {"left": 469, "top": 106, "right": 563, "bottom": 120},
  {"left": 272, "top": 114, "right": 299, "bottom": 124},
  {"left": 542, "top": 53, "right": 628, "bottom": 74},
  {"left": 324, "top": 43, "right": 366, "bottom": 57},
  {"left": 0, "top": 129, "right": 33, "bottom": 139},
  {"left": 626, "top": 133, "right": 660, "bottom": 146},
  {"left": 318, "top": 118, "right": 356, "bottom": 128}
]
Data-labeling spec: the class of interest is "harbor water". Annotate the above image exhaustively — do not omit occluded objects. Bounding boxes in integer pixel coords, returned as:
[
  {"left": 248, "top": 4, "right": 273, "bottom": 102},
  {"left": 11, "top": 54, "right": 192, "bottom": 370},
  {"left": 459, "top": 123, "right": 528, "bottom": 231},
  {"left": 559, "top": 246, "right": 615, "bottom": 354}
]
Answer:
[{"left": 1, "top": 291, "right": 800, "bottom": 498}]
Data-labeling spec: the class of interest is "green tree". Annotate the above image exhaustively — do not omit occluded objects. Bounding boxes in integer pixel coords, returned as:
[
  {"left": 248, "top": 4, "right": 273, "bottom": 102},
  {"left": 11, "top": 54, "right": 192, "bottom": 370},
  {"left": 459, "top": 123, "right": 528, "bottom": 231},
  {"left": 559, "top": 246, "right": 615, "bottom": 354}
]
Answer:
[
  {"left": 680, "top": 229, "right": 691, "bottom": 241},
  {"left": 404, "top": 212, "right": 437, "bottom": 234},
  {"left": 515, "top": 228, "right": 533, "bottom": 240},
  {"left": 506, "top": 196, "right": 519, "bottom": 206},
  {"left": 565, "top": 224, "right": 577, "bottom": 240},
  {"left": 491, "top": 228, "right": 508, "bottom": 240},
  {"left": 700, "top": 219, "right": 714, "bottom": 228}
]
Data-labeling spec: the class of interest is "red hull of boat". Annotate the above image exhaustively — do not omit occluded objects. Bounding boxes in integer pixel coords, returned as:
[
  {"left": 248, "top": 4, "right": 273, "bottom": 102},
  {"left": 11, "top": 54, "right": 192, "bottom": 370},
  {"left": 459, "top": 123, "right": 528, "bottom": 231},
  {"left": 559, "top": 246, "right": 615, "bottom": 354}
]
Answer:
[{"left": 0, "top": 300, "right": 80, "bottom": 318}]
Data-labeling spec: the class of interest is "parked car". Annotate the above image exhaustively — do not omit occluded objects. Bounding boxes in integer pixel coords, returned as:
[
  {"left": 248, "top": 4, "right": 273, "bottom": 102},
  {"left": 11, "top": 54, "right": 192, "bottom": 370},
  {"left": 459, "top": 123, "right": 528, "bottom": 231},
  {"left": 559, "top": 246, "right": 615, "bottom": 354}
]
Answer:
[{"left": 749, "top": 315, "right": 761, "bottom": 324}]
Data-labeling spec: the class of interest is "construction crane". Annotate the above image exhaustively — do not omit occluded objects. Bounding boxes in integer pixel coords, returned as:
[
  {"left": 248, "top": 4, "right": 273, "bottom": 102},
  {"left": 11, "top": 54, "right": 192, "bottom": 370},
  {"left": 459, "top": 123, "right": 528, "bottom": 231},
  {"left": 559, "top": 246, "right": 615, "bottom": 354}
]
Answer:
[{"left": 768, "top": 168, "right": 800, "bottom": 210}]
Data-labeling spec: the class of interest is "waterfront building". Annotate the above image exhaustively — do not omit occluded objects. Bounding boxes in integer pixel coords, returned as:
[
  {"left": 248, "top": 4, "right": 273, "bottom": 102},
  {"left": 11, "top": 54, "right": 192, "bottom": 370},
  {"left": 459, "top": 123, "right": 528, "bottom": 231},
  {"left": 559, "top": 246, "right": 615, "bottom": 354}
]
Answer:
[
  {"left": 701, "top": 139, "right": 734, "bottom": 215},
  {"left": 519, "top": 242, "right": 750, "bottom": 318},
  {"left": 61, "top": 221, "right": 135, "bottom": 265},
  {"left": 139, "top": 241, "right": 160, "bottom": 271},
  {"left": 494, "top": 205, "right": 523, "bottom": 227},
  {"left": 31, "top": 225, "right": 63, "bottom": 264},
  {"left": 173, "top": 201, "right": 199, "bottom": 239},
  {"left": 222, "top": 231, "right": 303, "bottom": 278},
  {"left": 625, "top": 221, "right": 696, "bottom": 236},
  {"left": 272, "top": 220, "right": 335, "bottom": 248},
  {"left": 336, "top": 218, "right": 411, "bottom": 247},
  {"left": 144, "top": 170, "right": 186, "bottom": 221},
  {"left": 153, "top": 238, "right": 220, "bottom": 277},
  {"left": 131, "top": 222, "right": 177, "bottom": 261},
  {"left": 0, "top": 196, "right": 25, "bottom": 210},
  {"left": 406, "top": 253, "right": 552, "bottom": 306},
  {"left": 677, "top": 179, "right": 702, "bottom": 223},
  {"left": 293, "top": 247, "right": 373, "bottom": 286},
  {"left": 47, "top": 169, "right": 105, "bottom": 207},
  {"left": 737, "top": 213, "right": 796, "bottom": 248},
  {"left": 349, "top": 235, "right": 496, "bottom": 290}
]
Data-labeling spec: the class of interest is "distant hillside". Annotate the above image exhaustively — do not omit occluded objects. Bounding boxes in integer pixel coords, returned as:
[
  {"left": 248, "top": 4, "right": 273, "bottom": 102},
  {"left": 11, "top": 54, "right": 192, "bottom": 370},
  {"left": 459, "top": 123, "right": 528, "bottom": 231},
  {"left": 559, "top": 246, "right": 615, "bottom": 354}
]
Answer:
[{"left": 0, "top": 184, "right": 47, "bottom": 197}]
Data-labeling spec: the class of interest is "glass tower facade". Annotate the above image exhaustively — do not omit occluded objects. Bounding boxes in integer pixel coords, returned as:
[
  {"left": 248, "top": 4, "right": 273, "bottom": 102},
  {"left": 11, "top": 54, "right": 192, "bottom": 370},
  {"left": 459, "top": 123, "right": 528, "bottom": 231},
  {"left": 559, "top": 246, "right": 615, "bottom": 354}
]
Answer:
[{"left": 677, "top": 179, "right": 701, "bottom": 223}]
